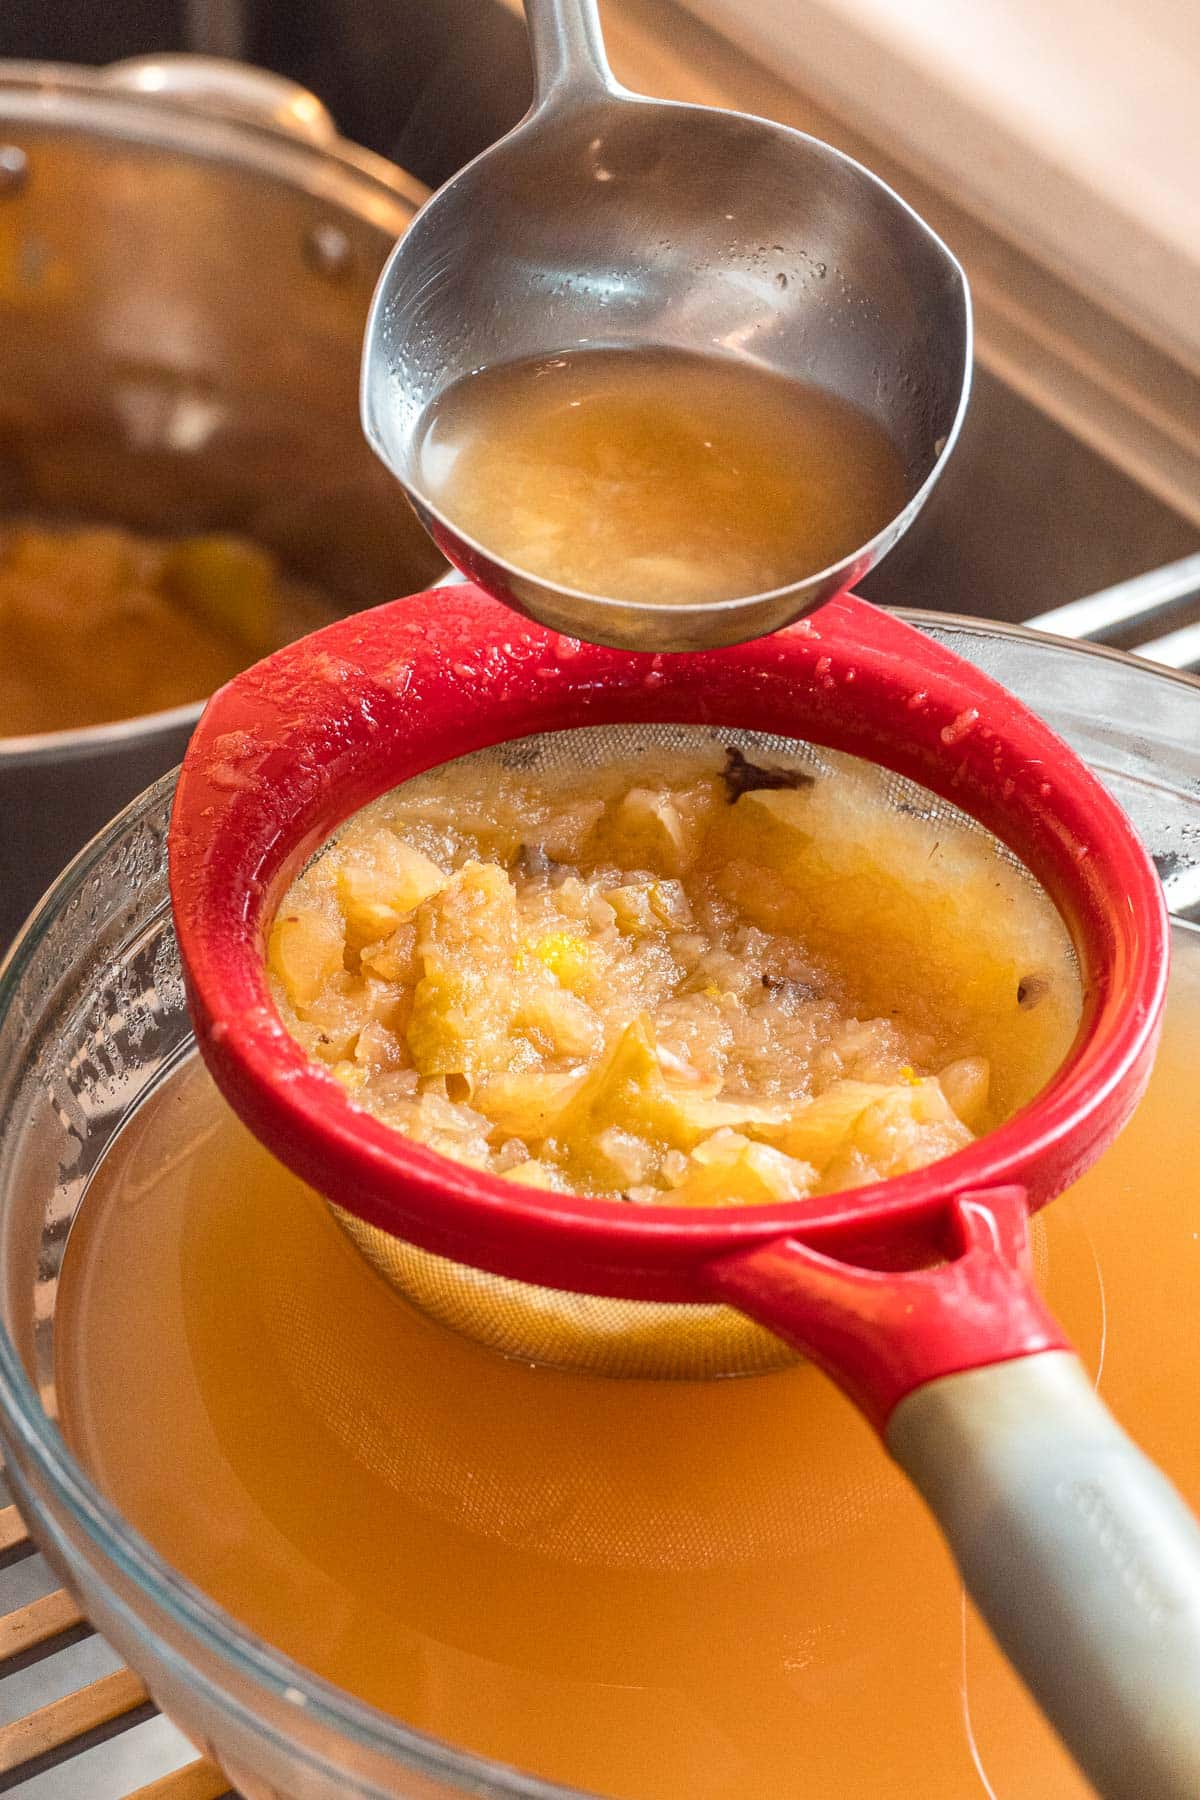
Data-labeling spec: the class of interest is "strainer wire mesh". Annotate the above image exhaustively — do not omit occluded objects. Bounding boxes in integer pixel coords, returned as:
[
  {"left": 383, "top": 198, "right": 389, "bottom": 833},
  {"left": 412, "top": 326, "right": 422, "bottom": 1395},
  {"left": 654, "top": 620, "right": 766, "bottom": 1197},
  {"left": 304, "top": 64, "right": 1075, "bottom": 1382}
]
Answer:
[{"left": 323, "top": 721, "right": 1066, "bottom": 1379}]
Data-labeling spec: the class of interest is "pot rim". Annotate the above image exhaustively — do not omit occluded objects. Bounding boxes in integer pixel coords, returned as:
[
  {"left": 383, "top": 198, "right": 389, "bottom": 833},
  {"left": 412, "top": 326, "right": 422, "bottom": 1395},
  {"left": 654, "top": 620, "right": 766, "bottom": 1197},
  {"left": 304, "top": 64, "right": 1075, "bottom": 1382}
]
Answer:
[
  {"left": 0, "top": 700, "right": 204, "bottom": 764},
  {"left": 0, "top": 57, "right": 429, "bottom": 216}
]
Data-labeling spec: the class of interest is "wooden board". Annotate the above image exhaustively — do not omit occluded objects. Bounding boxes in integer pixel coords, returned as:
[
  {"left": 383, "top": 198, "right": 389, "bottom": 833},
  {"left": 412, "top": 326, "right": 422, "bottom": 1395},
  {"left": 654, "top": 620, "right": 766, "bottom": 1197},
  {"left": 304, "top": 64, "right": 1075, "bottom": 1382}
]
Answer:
[{"left": 0, "top": 1483, "right": 230, "bottom": 1797}]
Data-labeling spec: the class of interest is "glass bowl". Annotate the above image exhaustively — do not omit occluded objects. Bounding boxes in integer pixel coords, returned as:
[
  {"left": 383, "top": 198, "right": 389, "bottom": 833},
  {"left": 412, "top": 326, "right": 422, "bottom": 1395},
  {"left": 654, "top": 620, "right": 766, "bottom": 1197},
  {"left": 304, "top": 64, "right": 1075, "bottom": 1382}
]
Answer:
[{"left": 0, "top": 615, "right": 1197, "bottom": 1800}]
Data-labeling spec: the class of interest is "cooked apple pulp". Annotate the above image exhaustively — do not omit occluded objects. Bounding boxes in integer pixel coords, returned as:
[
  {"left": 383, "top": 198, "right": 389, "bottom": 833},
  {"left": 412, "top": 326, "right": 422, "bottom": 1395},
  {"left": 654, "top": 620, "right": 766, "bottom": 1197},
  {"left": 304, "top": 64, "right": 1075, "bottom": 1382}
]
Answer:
[
  {"left": 0, "top": 522, "right": 331, "bottom": 735},
  {"left": 268, "top": 739, "right": 1081, "bottom": 1203}
]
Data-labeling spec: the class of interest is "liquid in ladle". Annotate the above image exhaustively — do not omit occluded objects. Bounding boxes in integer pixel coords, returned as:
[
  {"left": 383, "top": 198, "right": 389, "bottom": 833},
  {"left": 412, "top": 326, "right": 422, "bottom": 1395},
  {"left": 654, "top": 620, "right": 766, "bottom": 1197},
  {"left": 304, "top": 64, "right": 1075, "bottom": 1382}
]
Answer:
[{"left": 415, "top": 348, "right": 908, "bottom": 607}]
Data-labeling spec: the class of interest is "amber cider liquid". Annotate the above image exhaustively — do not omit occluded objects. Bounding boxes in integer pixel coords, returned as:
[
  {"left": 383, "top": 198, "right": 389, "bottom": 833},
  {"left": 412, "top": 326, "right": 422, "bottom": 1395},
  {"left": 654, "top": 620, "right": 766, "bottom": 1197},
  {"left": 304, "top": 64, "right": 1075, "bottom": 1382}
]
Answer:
[
  {"left": 414, "top": 348, "right": 908, "bottom": 606},
  {"left": 57, "top": 929, "right": 1200, "bottom": 1799}
]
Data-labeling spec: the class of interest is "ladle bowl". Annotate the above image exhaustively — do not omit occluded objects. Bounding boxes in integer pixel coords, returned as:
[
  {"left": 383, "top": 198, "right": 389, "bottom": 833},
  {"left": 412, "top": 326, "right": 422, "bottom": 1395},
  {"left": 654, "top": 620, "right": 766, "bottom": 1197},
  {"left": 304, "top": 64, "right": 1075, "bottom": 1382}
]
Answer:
[{"left": 361, "top": 0, "right": 972, "bottom": 651}]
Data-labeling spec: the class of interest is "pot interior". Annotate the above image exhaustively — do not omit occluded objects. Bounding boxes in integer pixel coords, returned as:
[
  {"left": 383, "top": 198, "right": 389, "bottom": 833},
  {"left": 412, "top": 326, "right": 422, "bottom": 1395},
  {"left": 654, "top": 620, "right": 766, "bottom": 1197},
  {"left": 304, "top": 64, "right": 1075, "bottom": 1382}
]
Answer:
[{"left": 0, "top": 100, "right": 443, "bottom": 623}]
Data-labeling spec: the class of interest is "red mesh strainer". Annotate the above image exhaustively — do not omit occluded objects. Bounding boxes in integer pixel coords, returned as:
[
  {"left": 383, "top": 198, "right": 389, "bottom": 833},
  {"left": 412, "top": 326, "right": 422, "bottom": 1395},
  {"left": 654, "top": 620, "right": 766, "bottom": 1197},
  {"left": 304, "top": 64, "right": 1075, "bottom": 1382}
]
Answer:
[{"left": 171, "top": 584, "right": 1200, "bottom": 1800}]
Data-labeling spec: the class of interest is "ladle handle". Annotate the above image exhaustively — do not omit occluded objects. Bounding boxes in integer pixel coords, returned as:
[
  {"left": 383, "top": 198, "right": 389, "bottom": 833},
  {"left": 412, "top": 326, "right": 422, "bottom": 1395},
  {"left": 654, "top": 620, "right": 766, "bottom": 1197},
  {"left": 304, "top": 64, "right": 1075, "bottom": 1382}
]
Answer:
[
  {"left": 889, "top": 1353, "right": 1200, "bottom": 1800},
  {"left": 524, "top": 0, "right": 616, "bottom": 107}
]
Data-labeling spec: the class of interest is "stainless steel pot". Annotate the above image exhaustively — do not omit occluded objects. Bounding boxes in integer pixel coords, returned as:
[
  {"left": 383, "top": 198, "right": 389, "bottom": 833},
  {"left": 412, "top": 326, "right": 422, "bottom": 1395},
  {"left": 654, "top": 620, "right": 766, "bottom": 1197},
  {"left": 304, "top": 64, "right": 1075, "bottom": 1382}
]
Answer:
[{"left": 0, "top": 56, "right": 445, "bottom": 944}]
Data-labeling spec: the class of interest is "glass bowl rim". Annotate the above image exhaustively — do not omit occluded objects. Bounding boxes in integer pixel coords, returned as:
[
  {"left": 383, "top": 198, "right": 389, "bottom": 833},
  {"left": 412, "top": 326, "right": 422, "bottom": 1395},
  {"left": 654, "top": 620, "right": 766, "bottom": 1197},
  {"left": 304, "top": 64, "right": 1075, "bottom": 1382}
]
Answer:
[{"left": 0, "top": 610, "right": 1197, "bottom": 1799}]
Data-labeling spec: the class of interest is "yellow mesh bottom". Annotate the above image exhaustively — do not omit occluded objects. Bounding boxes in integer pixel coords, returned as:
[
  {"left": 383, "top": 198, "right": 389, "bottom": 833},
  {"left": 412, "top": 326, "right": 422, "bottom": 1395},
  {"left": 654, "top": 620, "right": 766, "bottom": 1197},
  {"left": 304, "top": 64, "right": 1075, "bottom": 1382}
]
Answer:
[
  {"left": 257, "top": 1200, "right": 895, "bottom": 1570},
  {"left": 330, "top": 1207, "right": 797, "bottom": 1379}
]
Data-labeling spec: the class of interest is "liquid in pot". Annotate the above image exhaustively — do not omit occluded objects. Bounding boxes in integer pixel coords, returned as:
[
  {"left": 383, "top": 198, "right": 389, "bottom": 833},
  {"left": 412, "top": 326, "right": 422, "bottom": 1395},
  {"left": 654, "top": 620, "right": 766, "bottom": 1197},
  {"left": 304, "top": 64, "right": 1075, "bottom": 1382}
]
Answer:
[{"left": 0, "top": 524, "right": 331, "bottom": 737}]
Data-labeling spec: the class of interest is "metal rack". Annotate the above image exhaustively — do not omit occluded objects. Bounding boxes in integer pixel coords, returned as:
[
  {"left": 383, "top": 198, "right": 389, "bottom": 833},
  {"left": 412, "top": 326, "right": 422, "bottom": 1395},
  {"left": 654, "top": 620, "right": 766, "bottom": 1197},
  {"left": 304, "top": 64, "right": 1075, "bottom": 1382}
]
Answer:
[{"left": 0, "top": 1471, "right": 230, "bottom": 1798}]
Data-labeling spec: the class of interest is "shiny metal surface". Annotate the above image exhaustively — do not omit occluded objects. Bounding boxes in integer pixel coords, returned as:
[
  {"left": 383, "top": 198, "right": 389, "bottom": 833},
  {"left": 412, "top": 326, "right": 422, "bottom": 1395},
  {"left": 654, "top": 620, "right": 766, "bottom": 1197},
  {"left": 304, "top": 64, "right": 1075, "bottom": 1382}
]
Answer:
[
  {"left": 362, "top": 0, "right": 971, "bottom": 652},
  {"left": 858, "top": 365, "right": 1198, "bottom": 625},
  {"left": 1031, "top": 554, "right": 1200, "bottom": 670},
  {"left": 102, "top": 52, "right": 339, "bottom": 143},
  {"left": 0, "top": 57, "right": 444, "bottom": 947}
]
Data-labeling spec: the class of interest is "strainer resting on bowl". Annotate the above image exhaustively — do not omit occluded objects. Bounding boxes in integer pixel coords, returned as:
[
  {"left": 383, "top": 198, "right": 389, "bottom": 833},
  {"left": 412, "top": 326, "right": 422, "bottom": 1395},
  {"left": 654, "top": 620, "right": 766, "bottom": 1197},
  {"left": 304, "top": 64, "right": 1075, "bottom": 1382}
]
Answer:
[{"left": 171, "top": 582, "right": 1200, "bottom": 1800}]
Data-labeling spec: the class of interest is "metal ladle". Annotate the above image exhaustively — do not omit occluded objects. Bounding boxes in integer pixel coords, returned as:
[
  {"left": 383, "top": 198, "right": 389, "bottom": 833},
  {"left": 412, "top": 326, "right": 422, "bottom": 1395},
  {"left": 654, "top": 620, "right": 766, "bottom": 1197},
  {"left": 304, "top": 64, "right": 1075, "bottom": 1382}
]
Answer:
[{"left": 361, "top": 0, "right": 972, "bottom": 652}]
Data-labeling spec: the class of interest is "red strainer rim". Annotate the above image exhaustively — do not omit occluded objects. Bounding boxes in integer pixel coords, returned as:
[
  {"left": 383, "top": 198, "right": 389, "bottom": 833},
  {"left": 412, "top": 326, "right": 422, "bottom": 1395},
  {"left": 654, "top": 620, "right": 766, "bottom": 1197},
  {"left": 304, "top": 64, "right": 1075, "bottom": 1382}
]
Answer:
[{"left": 169, "top": 585, "right": 1167, "bottom": 1304}]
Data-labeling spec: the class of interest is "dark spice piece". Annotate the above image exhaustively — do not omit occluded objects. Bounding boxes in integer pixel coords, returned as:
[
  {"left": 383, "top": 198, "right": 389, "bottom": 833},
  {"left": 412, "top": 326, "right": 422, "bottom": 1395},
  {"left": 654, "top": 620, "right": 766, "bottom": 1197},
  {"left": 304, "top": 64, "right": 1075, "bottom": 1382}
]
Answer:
[
  {"left": 512, "top": 842, "right": 564, "bottom": 881},
  {"left": 761, "top": 973, "right": 819, "bottom": 1006},
  {"left": 1017, "top": 974, "right": 1050, "bottom": 1010},
  {"left": 721, "top": 746, "right": 815, "bottom": 803}
]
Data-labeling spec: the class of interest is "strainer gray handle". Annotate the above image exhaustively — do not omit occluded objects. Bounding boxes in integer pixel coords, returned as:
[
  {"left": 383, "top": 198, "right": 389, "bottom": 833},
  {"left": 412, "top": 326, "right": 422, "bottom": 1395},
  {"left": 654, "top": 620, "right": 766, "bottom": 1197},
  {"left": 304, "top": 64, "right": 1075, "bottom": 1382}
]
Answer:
[{"left": 887, "top": 1351, "right": 1200, "bottom": 1800}]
